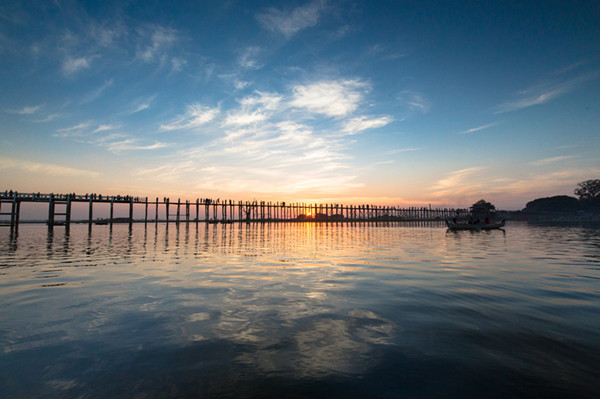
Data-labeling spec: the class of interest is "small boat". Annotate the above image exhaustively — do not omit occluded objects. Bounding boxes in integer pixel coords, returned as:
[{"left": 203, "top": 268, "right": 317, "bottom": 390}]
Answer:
[{"left": 445, "top": 217, "right": 505, "bottom": 230}]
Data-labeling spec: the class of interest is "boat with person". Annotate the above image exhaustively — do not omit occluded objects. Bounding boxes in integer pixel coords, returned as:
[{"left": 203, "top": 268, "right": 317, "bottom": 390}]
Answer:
[{"left": 445, "top": 217, "right": 505, "bottom": 230}]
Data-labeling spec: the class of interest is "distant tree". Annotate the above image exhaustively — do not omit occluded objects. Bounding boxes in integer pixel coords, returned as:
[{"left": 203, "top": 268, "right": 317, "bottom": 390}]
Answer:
[
  {"left": 524, "top": 195, "right": 580, "bottom": 213},
  {"left": 574, "top": 179, "right": 600, "bottom": 202},
  {"left": 470, "top": 199, "right": 495, "bottom": 215}
]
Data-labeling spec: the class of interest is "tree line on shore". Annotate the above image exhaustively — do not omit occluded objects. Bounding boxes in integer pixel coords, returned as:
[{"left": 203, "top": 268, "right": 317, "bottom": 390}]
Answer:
[
  {"left": 522, "top": 179, "right": 600, "bottom": 213},
  {"left": 468, "top": 180, "right": 600, "bottom": 219}
]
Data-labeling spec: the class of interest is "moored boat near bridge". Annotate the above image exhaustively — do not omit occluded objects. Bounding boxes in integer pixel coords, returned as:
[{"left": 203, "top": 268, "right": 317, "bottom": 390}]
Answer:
[{"left": 445, "top": 217, "right": 506, "bottom": 230}]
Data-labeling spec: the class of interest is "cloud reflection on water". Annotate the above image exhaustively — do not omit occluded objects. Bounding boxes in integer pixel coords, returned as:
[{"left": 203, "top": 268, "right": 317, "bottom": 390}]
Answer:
[{"left": 1, "top": 222, "right": 600, "bottom": 398}]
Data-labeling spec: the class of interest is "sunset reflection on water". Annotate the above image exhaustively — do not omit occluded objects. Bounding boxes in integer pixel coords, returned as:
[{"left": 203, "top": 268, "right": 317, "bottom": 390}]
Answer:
[{"left": 1, "top": 222, "right": 599, "bottom": 398}]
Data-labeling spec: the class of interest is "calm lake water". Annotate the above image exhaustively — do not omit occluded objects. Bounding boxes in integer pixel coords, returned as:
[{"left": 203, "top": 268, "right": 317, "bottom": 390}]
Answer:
[{"left": 1, "top": 222, "right": 599, "bottom": 398}]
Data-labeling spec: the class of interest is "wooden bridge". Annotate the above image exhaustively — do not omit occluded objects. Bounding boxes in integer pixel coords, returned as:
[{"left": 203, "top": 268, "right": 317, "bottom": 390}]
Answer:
[{"left": 0, "top": 191, "right": 465, "bottom": 228}]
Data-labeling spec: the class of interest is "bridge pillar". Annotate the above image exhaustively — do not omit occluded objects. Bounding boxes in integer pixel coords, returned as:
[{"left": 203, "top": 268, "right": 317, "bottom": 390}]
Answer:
[
  {"left": 48, "top": 194, "right": 55, "bottom": 226},
  {"left": 129, "top": 198, "right": 133, "bottom": 224},
  {"left": 110, "top": 198, "right": 114, "bottom": 224},
  {"left": 88, "top": 197, "right": 93, "bottom": 224},
  {"left": 166, "top": 198, "right": 170, "bottom": 223},
  {"left": 65, "top": 197, "right": 72, "bottom": 226},
  {"left": 155, "top": 197, "right": 159, "bottom": 223},
  {"left": 10, "top": 196, "right": 20, "bottom": 228}
]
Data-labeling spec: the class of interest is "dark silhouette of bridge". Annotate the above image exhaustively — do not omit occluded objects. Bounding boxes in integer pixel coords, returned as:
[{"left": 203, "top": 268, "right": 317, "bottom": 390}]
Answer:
[{"left": 1, "top": 191, "right": 465, "bottom": 229}]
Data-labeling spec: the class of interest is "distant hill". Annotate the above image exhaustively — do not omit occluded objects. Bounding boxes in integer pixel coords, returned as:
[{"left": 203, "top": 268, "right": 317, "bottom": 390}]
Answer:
[{"left": 523, "top": 195, "right": 581, "bottom": 213}]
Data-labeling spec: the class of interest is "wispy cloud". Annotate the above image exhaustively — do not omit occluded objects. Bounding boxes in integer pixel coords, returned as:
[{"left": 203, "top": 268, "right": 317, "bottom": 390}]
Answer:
[
  {"left": 385, "top": 147, "right": 423, "bottom": 155},
  {"left": 222, "top": 91, "right": 282, "bottom": 126},
  {"left": 56, "top": 122, "right": 119, "bottom": 138},
  {"left": 340, "top": 116, "right": 393, "bottom": 136},
  {"left": 126, "top": 95, "right": 156, "bottom": 115},
  {"left": 398, "top": 91, "right": 430, "bottom": 113},
  {"left": 135, "top": 74, "right": 396, "bottom": 195},
  {"left": 553, "top": 61, "right": 586, "bottom": 76},
  {"left": 41, "top": 116, "right": 168, "bottom": 154},
  {"left": 238, "top": 46, "right": 262, "bottom": 69},
  {"left": 33, "top": 113, "right": 61, "bottom": 123},
  {"left": 500, "top": 168, "right": 600, "bottom": 197},
  {"left": 7, "top": 104, "right": 43, "bottom": 115},
  {"left": 92, "top": 124, "right": 118, "bottom": 134},
  {"left": 160, "top": 103, "right": 219, "bottom": 131},
  {"left": 223, "top": 111, "right": 268, "bottom": 126},
  {"left": 55, "top": 122, "right": 92, "bottom": 137},
  {"left": 104, "top": 139, "right": 170, "bottom": 152},
  {"left": 140, "top": 77, "right": 392, "bottom": 196},
  {"left": 217, "top": 72, "right": 253, "bottom": 91},
  {"left": 492, "top": 71, "right": 599, "bottom": 114},
  {"left": 290, "top": 79, "right": 367, "bottom": 117},
  {"left": 460, "top": 121, "right": 502, "bottom": 134},
  {"left": 62, "top": 56, "right": 93, "bottom": 75},
  {"left": 494, "top": 87, "right": 568, "bottom": 114},
  {"left": 89, "top": 23, "right": 126, "bottom": 47},
  {"left": 530, "top": 155, "right": 574, "bottom": 166},
  {"left": 430, "top": 167, "right": 487, "bottom": 199},
  {"left": 136, "top": 25, "right": 177, "bottom": 63},
  {"left": 170, "top": 57, "right": 186, "bottom": 73},
  {"left": 0, "top": 157, "right": 100, "bottom": 177},
  {"left": 367, "top": 44, "right": 406, "bottom": 60},
  {"left": 256, "top": 0, "right": 325, "bottom": 38},
  {"left": 80, "top": 79, "right": 113, "bottom": 104},
  {"left": 239, "top": 91, "right": 282, "bottom": 110}
]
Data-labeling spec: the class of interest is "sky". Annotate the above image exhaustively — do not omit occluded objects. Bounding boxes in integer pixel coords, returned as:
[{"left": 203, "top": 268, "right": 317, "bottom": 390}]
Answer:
[{"left": 1, "top": 0, "right": 599, "bottom": 210}]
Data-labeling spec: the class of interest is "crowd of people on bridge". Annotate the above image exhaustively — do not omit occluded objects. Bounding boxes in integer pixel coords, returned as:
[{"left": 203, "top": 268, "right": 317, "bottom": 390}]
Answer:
[{"left": 1, "top": 190, "right": 147, "bottom": 202}]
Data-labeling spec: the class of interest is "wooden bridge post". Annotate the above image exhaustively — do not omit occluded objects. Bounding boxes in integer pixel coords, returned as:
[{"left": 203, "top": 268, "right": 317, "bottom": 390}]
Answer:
[
  {"left": 15, "top": 199, "right": 21, "bottom": 228},
  {"left": 110, "top": 197, "right": 114, "bottom": 224},
  {"left": 155, "top": 197, "right": 159, "bottom": 223},
  {"left": 166, "top": 198, "right": 170, "bottom": 224},
  {"left": 65, "top": 196, "right": 72, "bottom": 226},
  {"left": 195, "top": 199, "right": 199, "bottom": 223},
  {"left": 145, "top": 197, "right": 148, "bottom": 224},
  {"left": 186, "top": 200, "right": 190, "bottom": 223},
  {"left": 204, "top": 199, "right": 209, "bottom": 223},
  {"left": 88, "top": 196, "right": 93, "bottom": 224},
  {"left": 10, "top": 195, "right": 17, "bottom": 228},
  {"left": 10, "top": 195, "right": 20, "bottom": 228},
  {"left": 48, "top": 194, "right": 55, "bottom": 226},
  {"left": 129, "top": 197, "right": 133, "bottom": 224},
  {"left": 176, "top": 198, "right": 181, "bottom": 224}
]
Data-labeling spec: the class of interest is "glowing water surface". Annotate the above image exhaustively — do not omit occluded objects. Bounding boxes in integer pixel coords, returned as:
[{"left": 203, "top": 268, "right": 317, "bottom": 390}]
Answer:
[{"left": 1, "top": 222, "right": 598, "bottom": 398}]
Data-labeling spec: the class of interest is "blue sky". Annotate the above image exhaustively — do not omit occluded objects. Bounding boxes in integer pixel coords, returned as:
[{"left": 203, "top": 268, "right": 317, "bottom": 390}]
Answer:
[{"left": 1, "top": 0, "right": 599, "bottom": 209}]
